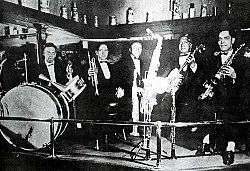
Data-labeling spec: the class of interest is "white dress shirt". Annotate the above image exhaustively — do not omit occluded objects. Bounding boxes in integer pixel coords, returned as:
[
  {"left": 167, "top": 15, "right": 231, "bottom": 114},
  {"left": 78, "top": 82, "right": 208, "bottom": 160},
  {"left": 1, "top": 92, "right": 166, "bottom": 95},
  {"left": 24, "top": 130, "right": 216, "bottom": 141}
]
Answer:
[
  {"left": 133, "top": 58, "right": 141, "bottom": 76},
  {"left": 45, "top": 61, "right": 56, "bottom": 82},
  {"left": 221, "top": 49, "right": 233, "bottom": 65},
  {"left": 98, "top": 59, "right": 110, "bottom": 79},
  {"left": 179, "top": 52, "right": 197, "bottom": 73}
]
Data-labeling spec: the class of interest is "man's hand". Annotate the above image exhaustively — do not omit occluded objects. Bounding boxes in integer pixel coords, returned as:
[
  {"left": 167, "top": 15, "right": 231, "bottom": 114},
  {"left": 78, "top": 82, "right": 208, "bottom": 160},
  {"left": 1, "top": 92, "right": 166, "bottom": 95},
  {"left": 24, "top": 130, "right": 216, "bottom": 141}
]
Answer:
[
  {"left": 88, "top": 67, "right": 98, "bottom": 77},
  {"left": 220, "top": 65, "right": 236, "bottom": 79},
  {"left": 116, "top": 87, "right": 124, "bottom": 98}
]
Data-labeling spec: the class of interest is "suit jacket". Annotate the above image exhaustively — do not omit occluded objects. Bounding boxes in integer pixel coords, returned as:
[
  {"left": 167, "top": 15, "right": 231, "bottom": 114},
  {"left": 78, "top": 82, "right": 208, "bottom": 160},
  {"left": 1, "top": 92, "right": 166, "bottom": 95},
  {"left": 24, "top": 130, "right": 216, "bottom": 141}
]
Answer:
[
  {"left": 203, "top": 50, "right": 247, "bottom": 120},
  {"left": 95, "top": 59, "right": 116, "bottom": 97},
  {"left": 112, "top": 55, "right": 143, "bottom": 99},
  {"left": 38, "top": 58, "right": 68, "bottom": 87},
  {"left": 153, "top": 52, "right": 205, "bottom": 122}
]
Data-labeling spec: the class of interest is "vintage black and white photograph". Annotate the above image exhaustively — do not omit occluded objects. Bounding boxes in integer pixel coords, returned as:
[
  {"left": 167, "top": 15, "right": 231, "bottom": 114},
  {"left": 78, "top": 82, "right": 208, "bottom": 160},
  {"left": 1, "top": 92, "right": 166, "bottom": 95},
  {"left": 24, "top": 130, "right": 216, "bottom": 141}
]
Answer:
[{"left": 1, "top": 0, "right": 250, "bottom": 170}]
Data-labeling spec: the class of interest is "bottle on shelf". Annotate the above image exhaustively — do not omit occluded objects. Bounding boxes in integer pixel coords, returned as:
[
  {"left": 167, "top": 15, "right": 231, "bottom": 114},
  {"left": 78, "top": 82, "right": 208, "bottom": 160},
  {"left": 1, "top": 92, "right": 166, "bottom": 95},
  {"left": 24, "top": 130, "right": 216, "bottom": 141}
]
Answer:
[
  {"left": 228, "top": 2, "right": 232, "bottom": 15},
  {"left": 39, "top": 0, "right": 50, "bottom": 13},
  {"left": 13, "top": 27, "right": 18, "bottom": 35},
  {"left": 189, "top": 3, "right": 195, "bottom": 18},
  {"left": 94, "top": 16, "right": 99, "bottom": 27},
  {"left": 201, "top": 4, "right": 207, "bottom": 17},
  {"left": 81, "top": 14, "right": 88, "bottom": 25},
  {"left": 109, "top": 16, "right": 117, "bottom": 26},
  {"left": 71, "top": 2, "right": 79, "bottom": 22},
  {"left": 126, "top": 7, "right": 134, "bottom": 24},
  {"left": 172, "top": 0, "right": 181, "bottom": 20},
  {"left": 213, "top": 7, "right": 217, "bottom": 16},
  {"left": 60, "top": 5, "right": 68, "bottom": 19}
]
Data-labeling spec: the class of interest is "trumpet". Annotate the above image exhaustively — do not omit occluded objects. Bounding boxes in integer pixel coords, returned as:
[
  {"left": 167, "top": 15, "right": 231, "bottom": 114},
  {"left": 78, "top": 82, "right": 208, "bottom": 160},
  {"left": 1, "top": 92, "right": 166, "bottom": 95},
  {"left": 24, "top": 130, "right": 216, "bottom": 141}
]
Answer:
[{"left": 88, "top": 51, "right": 99, "bottom": 96}]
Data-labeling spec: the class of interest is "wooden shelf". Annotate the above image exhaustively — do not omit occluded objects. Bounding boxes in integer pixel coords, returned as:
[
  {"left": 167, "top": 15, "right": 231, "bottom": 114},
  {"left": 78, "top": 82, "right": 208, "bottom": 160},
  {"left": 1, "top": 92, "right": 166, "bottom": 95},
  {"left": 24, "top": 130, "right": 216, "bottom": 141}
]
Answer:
[
  {"left": 0, "top": 33, "right": 37, "bottom": 40},
  {"left": 1, "top": 0, "right": 250, "bottom": 40},
  {"left": 0, "top": 0, "right": 87, "bottom": 38}
]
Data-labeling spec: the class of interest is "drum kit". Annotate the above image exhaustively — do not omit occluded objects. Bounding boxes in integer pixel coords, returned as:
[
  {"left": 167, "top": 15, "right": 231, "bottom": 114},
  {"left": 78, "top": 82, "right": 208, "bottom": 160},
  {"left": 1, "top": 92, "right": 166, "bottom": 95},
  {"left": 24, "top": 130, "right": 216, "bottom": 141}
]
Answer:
[{"left": 0, "top": 56, "right": 86, "bottom": 150}]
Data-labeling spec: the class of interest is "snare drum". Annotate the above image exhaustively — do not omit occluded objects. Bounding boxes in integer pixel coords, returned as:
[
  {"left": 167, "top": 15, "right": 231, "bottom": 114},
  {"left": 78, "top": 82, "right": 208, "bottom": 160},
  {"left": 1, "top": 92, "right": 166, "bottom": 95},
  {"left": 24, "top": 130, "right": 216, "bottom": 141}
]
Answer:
[{"left": 0, "top": 84, "right": 69, "bottom": 150}]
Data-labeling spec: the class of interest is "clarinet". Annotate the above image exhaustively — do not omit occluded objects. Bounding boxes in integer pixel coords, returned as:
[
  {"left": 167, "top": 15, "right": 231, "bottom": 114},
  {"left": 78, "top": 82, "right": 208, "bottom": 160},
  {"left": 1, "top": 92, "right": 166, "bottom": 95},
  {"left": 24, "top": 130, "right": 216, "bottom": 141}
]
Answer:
[{"left": 199, "top": 43, "right": 245, "bottom": 100}]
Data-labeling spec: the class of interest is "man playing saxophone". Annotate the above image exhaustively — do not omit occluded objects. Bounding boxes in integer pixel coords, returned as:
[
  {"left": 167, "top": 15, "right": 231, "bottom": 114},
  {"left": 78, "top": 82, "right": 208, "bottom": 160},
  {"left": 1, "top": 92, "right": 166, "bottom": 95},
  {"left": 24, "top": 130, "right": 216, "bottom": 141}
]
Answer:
[{"left": 197, "top": 23, "right": 247, "bottom": 165}]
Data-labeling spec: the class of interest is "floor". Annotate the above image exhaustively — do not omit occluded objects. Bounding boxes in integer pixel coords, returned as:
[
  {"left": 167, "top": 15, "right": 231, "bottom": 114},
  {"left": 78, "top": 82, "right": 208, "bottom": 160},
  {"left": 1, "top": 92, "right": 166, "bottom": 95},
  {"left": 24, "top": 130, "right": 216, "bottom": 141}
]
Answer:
[{"left": 1, "top": 125, "right": 250, "bottom": 171}]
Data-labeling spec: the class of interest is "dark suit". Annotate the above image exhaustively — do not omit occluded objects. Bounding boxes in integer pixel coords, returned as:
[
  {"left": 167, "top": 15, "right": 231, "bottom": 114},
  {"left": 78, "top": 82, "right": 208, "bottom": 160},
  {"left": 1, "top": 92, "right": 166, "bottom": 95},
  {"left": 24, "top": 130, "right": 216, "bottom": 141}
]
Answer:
[
  {"left": 201, "top": 52, "right": 247, "bottom": 121},
  {"left": 91, "top": 59, "right": 117, "bottom": 120},
  {"left": 152, "top": 52, "right": 205, "bottom": 122},
  {"left": 38, "top": 58, "right": 68, "bottom": 87},
  {"left": 200, "top": 50, "right": 247, "bottom": 152},
  {"left": 112, "top": 55, "right": 143, "bottom": 122}
]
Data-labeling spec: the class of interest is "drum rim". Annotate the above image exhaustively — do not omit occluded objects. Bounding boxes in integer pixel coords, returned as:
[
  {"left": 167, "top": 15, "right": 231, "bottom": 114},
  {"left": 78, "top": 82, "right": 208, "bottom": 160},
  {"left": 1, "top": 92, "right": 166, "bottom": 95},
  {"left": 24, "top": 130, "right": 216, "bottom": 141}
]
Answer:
[
  {"left": 29, "top": 84, "right": 70, "bottom": 136},
  {"left": 0, "top": 84, "right": 70, "bottom": 150}
]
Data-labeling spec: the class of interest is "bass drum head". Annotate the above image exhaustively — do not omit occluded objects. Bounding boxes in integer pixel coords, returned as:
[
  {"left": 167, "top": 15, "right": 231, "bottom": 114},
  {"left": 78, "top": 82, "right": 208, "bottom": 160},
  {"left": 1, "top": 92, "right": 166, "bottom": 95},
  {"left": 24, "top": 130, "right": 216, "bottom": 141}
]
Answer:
[{"left": 0, "top": 84, "right": 69, "bottom": 150}]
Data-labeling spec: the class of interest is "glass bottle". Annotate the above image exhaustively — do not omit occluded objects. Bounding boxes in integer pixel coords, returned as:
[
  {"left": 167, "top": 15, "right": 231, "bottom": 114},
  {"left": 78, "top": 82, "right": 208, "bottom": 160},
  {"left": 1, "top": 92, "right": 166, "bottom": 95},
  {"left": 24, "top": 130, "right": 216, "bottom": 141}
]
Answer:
[
  {"left": 60, "top": 5, "right": 68, "bottom": 19},
  {"left": 126, "top": 7, "right": 134, "bottom": 24},
  {"left": 189, "top": 3, "right": 195, "bottom": 18},
  {"left": 71, "top": 2, "right": 79, "bottom": 22},
  {"left": 201, "top": 4, "right": 207, "bottom": 17},
  {"left": 94, "top": 16, "right": 99, "bottom": 27}
]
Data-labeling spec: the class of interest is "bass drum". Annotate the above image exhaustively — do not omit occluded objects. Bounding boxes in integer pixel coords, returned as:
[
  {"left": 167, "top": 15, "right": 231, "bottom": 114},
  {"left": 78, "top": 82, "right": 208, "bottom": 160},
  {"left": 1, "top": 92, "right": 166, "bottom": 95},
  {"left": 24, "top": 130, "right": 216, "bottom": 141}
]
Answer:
[{"left": 0, "top": 84, "right": 69, "bottom": 150}]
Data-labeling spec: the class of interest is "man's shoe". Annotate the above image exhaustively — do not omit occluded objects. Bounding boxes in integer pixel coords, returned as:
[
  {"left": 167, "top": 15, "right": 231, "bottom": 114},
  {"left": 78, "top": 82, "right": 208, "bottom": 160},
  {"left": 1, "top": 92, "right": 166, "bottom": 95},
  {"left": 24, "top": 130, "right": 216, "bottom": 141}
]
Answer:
[
  {"left": 222, "top": 151, "right": 234, "bottom": 165},
  {"left": 196, "top": 145, "right": 205, "bottom": 156},
  {"left": 195, "top": 143, "right": 210, "bottom": 156}
]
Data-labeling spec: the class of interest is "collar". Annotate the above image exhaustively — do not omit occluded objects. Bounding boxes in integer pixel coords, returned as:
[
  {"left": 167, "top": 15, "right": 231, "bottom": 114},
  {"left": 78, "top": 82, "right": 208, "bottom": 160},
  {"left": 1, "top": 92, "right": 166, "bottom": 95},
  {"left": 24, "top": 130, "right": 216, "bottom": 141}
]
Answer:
[
  {"left": 131, "top": 54, "right": 140, "bottom": 60},
  {"left": 45, "top": 61, "right": 54, "bottom": 66},
  {"left": 221, "top": 49, "right": 233, "bottom": 56},
  {"left": 179, "top": 52, "right": 191, "bottom": 57},
  {"left": 98, "top": 59, "right": 108, "bottom": 63}
]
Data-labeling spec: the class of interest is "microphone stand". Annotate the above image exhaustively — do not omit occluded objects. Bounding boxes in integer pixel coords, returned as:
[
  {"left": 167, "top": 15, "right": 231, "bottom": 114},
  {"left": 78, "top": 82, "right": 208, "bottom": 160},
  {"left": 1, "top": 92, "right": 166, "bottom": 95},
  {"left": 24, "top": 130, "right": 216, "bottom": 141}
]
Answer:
[
  {"left": 170, "top": 90, "right": 177, "bottom": 159},
  {"left": 24, "top": 53, "right": 28, "bottom": 83}
]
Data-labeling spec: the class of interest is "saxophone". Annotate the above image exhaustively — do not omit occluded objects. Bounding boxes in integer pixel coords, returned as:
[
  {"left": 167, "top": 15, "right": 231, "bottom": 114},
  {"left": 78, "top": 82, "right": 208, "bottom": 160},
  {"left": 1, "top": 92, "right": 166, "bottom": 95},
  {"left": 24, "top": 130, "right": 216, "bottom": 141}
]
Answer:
[
  {"left": 140, "top": 28, "right": 163, "bottom": 158},
  {"left": 140, "top": 28, "right": 163, "bottom": 115},
  {"left": 198, "top": 43, "right": 245, "bottom": 100}
]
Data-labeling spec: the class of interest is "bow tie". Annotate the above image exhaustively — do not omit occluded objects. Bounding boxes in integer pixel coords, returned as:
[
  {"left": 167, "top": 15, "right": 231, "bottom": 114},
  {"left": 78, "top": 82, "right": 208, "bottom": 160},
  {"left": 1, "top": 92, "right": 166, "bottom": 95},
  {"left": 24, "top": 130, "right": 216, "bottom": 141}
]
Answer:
[
  {"left": 221, "top": 52, "right": 228, "bottom": 55},
  {"left": 180, "top": 52, "right": 190, "bottom": 55},
  {"left": 47, "top": 63, "right": 54, "bottom": 66},
  {"left": 100, "top": 60, "right": 108, "bottom": 63}
]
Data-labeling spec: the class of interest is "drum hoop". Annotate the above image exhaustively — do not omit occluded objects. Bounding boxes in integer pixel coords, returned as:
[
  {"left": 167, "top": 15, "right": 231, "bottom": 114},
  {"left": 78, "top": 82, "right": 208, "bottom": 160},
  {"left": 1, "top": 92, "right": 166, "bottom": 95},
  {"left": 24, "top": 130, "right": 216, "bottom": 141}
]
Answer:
[
  {"left": 0, "top": 84, "right": 70, "bottom": 150},
  {"left": 27, "top": 84, "right": 70, "bottom": 137},
  {"left": 58, "top": 90, "right": 70, "bottom": 134}
]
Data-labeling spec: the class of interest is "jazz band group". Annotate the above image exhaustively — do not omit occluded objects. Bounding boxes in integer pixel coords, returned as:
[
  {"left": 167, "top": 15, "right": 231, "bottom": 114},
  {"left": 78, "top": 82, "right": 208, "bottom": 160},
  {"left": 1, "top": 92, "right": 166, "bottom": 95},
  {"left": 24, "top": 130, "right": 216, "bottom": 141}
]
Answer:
[{"left": 1, "top": 23, "right": 250, "bottom": 165}]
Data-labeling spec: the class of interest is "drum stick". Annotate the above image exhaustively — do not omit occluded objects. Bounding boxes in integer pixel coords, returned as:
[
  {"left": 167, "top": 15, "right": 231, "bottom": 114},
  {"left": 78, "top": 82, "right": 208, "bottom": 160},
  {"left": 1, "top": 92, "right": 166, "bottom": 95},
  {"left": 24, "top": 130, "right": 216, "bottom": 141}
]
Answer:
[{"left": 39, "top": 74, "right": 66, "bottom": 92}]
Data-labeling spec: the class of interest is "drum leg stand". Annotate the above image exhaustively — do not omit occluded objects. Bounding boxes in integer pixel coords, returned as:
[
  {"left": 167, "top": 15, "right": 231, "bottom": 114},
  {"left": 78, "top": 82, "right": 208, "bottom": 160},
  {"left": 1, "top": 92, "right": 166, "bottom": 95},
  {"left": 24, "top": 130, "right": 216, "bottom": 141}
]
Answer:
[
  {"left": 130, "top": 139, "right": 144, "bottom": 160},
  {"left": 130, "top": 126, "right": 151, "bottom": 161}
]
